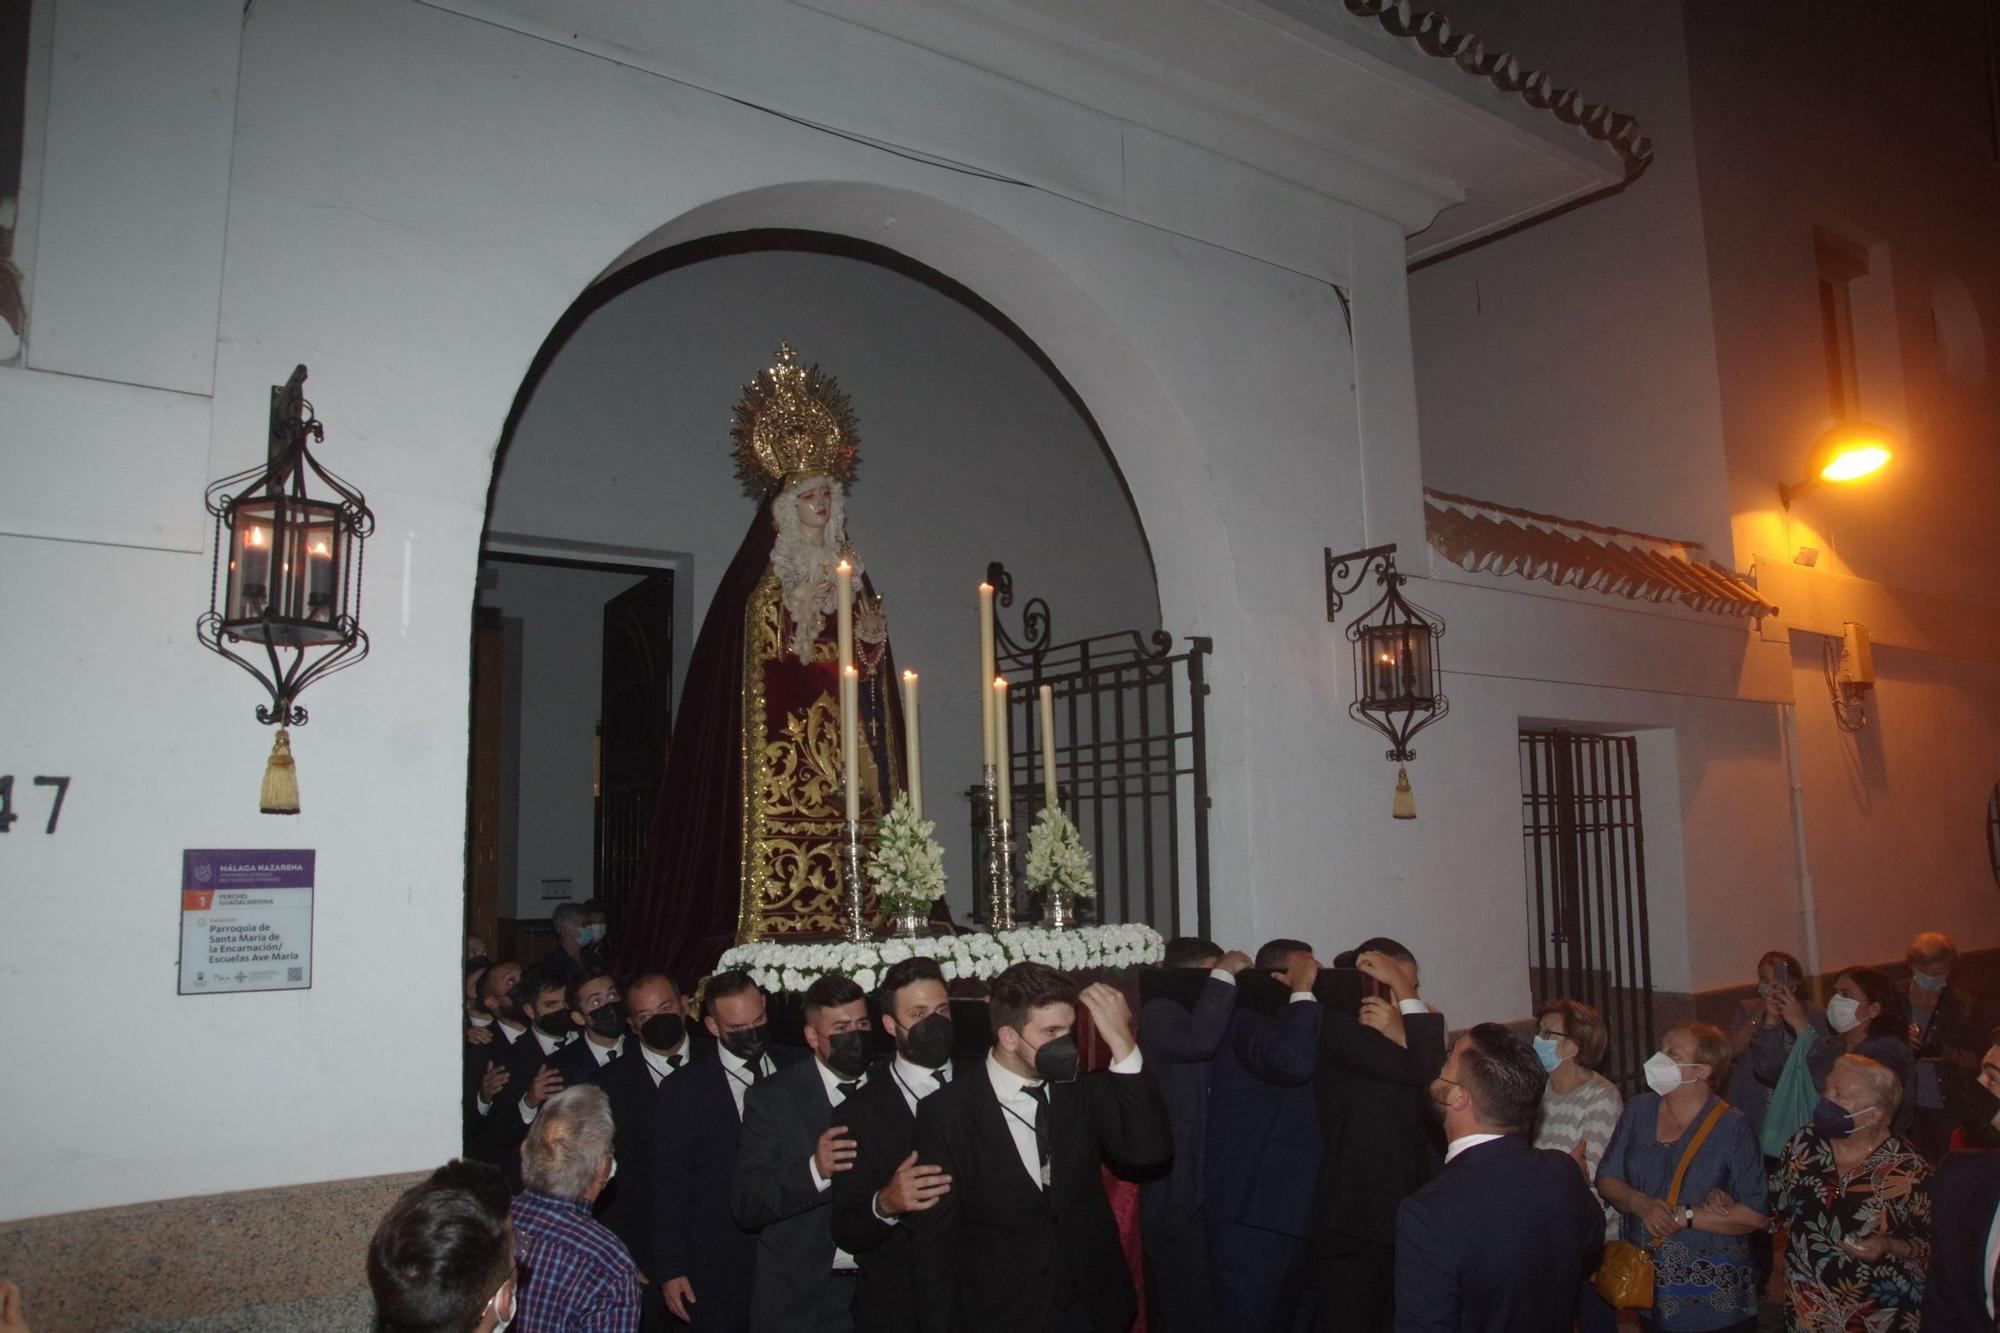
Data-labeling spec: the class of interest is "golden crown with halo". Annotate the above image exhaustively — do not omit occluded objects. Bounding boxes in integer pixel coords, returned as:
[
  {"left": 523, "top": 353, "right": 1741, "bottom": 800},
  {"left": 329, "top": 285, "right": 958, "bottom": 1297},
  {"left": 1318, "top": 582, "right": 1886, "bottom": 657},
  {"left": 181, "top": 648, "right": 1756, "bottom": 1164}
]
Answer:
[{"left": 731, "top": 342, "right": 860, "bottom": 496}]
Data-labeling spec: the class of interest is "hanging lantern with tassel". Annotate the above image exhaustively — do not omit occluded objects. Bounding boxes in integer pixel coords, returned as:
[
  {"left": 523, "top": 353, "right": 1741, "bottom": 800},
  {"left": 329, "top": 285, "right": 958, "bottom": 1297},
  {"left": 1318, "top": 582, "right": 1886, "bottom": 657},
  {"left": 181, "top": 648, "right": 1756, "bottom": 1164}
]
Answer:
[
  {"left": 1324, "top": 544, "right": 1449, "bottom": 819},
  {"left": 197, "top": 366, "right": 374, "bottom": 814}
]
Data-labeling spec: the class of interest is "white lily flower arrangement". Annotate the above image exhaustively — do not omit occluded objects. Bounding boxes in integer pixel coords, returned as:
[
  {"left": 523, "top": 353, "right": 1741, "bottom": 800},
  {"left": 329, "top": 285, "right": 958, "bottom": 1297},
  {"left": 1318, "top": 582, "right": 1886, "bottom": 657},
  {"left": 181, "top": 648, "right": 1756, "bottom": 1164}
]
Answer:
[
  {"left": 716, "top": 922, "right": 1164, "bottom": 995},
  {"left": 1024, "top": 804, "right": 1094, "bottom": 899},
  {"left": 866, "top": 794, "right": 947, "bottom": 913}
]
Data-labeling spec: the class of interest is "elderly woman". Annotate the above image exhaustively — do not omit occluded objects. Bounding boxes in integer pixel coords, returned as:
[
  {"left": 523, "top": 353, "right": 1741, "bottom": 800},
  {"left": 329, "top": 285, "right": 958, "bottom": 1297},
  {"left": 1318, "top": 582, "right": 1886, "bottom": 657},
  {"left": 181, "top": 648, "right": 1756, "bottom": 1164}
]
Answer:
[
  {"left": 1726, "top": 950, "right": 1830, "bottom": 1148},
  {"left": 1769, "top": 1055, "right": 1932, "bottom": 1330},
  {"left": 1782, "top": 967, "right": 1913, "bottom": 1132},
  {"left": 1597, "top": 1023, "right": 1767, "bottom": 1332},
  {"left": 1533, "top": 999, "right": 1624, "bottom": 1333}
]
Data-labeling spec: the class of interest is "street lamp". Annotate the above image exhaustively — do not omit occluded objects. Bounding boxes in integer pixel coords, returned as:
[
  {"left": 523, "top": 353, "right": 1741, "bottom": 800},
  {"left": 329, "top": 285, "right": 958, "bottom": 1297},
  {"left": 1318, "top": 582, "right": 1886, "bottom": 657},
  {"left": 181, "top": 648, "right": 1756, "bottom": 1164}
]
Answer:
[{"left": 1780, "top": 421, "right": 1896, "bottom": 508}]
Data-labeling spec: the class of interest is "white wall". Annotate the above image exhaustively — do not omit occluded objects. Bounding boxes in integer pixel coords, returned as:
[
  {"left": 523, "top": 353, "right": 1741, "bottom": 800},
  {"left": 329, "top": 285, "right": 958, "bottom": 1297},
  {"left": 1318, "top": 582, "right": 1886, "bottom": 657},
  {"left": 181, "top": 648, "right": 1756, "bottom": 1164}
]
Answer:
[
  {"left": 1406, "top": 0, "right": 1734, "bottom": 556},
  {"left": 491, "top": 248, "right": 1161, "bottom": 913},
  {"left": 1, "top": 0, "right": 1382, "bottom": 1217}
]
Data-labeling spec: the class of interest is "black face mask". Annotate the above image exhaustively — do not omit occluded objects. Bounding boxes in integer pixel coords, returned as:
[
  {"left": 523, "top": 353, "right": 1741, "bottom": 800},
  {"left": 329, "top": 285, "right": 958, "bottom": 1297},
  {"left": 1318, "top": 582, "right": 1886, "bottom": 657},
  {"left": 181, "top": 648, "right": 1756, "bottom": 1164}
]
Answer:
[
  {"left": 1024, "top": 1032, "right": 1080, "bottom": 1084},
  {"left": 898, "top": 1012, "right": 956, "bottom": 1070},
  {"left": 536, "top": 1010, "right": 577, "bottom": 1040},
  {"left": 825, "top": 1029, "right": 872, "bottom": 1079},
  {"left": 465, "top": 954, "right": 491, "bottom": 975},
  {"left": 585, "top": 1001, "right": 628, "bottom": 1040},
  {"left": 720, "top": 1022, "right": 771, "bottom": 1065},
  {"left": 640, "top": 1012, "right": 686, "bottom": 1052}
]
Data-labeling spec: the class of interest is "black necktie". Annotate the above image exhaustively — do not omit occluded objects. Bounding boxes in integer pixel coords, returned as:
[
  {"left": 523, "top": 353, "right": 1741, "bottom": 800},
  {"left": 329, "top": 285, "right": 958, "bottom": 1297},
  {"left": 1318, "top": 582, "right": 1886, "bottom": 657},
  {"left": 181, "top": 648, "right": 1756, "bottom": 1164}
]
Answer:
[
  {"left": 603, "top": 1046, "right": 619, "bottom": 1064},
  {"left": 836, "top": 1080, "right": 861, "bottom": 1101},
  {"left": 1022, "top": 1084, "right": 1052, "bottom": 1182},
  {"left": 668, "top": 1052, "right": 684, "bottom": 1070},
  {"left": 749, "top": 1060, "right": 767, "bottom": 1086}
]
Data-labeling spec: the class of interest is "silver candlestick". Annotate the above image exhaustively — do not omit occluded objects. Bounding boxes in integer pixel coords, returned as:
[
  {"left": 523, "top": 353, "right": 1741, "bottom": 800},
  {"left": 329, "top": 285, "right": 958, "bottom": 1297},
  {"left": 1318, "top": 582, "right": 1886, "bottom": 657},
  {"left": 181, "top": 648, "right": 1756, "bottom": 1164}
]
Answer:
[
  {"left": 843, "top": 817, "right": 868, "bottom": 943},
  {"left": 995, "top": 814, "right": 1016, "bottom": 930},
  {"left": 982, "top": 765, "right": 1011, "bottom": 929}
]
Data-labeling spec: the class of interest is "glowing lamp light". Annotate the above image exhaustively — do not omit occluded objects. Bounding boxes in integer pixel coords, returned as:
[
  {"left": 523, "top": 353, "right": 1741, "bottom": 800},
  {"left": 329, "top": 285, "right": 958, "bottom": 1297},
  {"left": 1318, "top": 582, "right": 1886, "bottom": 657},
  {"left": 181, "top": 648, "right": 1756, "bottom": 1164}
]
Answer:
[{"left": 1782, "top": 422, "right": 1897, "bottom": 506}]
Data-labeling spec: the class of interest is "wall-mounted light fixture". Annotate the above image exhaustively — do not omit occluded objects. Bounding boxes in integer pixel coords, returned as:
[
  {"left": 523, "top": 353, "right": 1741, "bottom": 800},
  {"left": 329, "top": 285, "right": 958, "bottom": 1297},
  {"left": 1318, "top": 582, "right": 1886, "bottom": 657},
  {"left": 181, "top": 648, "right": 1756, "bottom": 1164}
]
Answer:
[
  {"left": 1780, "top": 421, "right": 1897, "bottom": 507},
  {"left": 197, "top": 366, "right": 374, "bottom": 813},
  {"left": 1324, "top": 544, "right": 1448, "bottom": 819}
]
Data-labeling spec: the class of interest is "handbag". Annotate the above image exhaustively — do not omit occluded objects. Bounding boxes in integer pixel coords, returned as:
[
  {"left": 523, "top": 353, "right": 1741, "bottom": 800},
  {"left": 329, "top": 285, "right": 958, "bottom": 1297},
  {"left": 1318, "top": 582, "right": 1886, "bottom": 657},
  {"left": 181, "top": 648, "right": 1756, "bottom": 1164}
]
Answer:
[
  {"left": 1759, "top": 1028, "right": 1818, "bottom": 1158},
  {"left": 1592, "top": 1099, "right": 1729, "bottom": 1311}
]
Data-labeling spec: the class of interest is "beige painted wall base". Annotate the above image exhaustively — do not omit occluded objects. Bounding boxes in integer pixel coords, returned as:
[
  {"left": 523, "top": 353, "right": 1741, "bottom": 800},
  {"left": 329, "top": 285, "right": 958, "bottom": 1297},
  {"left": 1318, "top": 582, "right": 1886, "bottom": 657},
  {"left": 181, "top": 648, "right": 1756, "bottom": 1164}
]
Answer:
[{"left": 0, "top": 1171, "right": 421, "bottom": 1333}]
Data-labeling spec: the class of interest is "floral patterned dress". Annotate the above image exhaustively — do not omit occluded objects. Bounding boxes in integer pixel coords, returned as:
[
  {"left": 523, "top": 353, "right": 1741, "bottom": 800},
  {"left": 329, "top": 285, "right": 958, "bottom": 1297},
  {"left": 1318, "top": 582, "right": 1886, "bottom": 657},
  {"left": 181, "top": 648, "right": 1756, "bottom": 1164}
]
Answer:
[{"left": 1769, "top": 1128, "right": 1932, "bottom": 1331}]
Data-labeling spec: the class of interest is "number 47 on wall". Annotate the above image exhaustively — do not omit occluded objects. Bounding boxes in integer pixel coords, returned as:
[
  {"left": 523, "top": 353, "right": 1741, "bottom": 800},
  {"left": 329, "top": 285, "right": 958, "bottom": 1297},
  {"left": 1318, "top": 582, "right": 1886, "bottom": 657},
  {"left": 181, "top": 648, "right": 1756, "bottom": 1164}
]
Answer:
[{"left": 0, "top": 776, "right": 71, "bottom": 833}]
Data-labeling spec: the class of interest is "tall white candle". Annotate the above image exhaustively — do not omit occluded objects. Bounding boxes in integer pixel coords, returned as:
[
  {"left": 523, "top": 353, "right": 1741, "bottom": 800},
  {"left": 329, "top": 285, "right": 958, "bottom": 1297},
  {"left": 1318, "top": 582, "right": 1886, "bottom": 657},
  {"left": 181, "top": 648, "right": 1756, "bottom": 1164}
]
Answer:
[
  {"left": 843, "top": 664, "right": 861, "bottom": 822},
  {"left": 835, "top": 561, "right": 853, "bottom": 674},
  {"left": 1039, "top": 683, "right": 1058, "bottom": 810},
  {"left": 978, "top": 582, "right": 996, "bottom": 767},
  {"left": 993, "top": 676, "right": 1011, "bottom": 822},
  {"left": 901, "top": 670, "right": 923, "bottom": 819}
]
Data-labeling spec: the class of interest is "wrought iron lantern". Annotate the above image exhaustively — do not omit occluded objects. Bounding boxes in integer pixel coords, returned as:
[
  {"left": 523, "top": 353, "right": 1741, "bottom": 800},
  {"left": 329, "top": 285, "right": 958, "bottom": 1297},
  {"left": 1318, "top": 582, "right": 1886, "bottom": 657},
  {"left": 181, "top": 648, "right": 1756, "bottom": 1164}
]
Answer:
[
  {"left": 1324, "top": 544, "right": 1448, "bottom": 818},
  {"left": 198, "top": 365, "right": 374, "bottom": 813}
]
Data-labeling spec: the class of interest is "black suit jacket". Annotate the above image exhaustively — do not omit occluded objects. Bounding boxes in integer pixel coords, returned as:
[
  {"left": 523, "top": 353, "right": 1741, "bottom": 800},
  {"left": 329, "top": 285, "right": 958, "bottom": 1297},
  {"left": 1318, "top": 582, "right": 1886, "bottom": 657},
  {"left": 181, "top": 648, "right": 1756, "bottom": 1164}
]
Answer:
[
  {"left": 590, "top": 1036, "right": 702, "bottom": 1277},
  {"left": 905, "top": 1056, "right": 1171, "bottom": 1333},
  {"left": 731, "top": 1056, "right": 862, "bottom": 1330},
  {"left": 1920, "top": 1147, "right": 2000, "bottom": 1331},
  {"left": 468, "top": 1027, "right": 570, "bottom": 1166},
  {"left": 653, "top": 1044, "right": 805, "bottom": 1332},
  {"left": 1393, "top": 1135, "right": 1603, "bottom": 1333},
  {"left": 1136, "top": 972, "right": 1237, "bottom": 1221},
  {"left": 1204, "top": 990, "right": 1323, "bottom": 1237},
  {"left": 1315, "top": 1004, "right": 1448, "bottom": 1243},
  {"left": 552, "top": 1034, "right": 623, "bottom": 1091},
  {"left": 830, "top": 1059, "right": 973, "bottom": 1333}
]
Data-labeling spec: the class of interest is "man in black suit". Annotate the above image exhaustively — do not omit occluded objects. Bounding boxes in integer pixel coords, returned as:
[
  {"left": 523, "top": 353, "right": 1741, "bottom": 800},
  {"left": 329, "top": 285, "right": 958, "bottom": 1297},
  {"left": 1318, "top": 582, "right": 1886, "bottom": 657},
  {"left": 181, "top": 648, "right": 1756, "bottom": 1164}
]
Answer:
[
  {"left": 469, "top": 963, "right": 577, "bottom": 1166},
  {"left": 654, "top": 970, "right": 804, "bottom": 1333},
  {"left": 593, "top": 971, "right": 698, "bottom": 1332},
  {"left": 464, "top": 959, "right": 526, "bottom": 1157},
  {"left": 548, "top": 972, "right": 629, "bottom": 1090},
  {"left": 1919, "top": 1030, "right": 2000, "bottom": 1330},
  {"left": 1204, "top": 939, "right": 1323, "bottom": 1333},
  {"left": 906, "top": 960, "right": 1170, "bottom": 1333},
  {"left": 1139, "top": 935, "right": 1249, "bottom": 1333},
  {"left": 831, "top": 956, "right": 963, "bottom": 1332},
  {"left": 1393, "top": 1022, "right": 1602, "bottom": 1332},
  {"left": 1313, "top": 938, "right": 1448, "bottom": 1333},
  {"left": 731, "top": 971, "right": 873, "bottom": 1332}
]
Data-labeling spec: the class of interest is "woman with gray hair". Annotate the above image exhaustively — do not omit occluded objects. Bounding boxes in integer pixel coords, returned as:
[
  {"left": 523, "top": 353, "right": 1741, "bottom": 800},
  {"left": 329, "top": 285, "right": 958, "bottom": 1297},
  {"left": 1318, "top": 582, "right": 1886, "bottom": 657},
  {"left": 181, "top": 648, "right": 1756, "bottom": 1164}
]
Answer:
[
  {"left": 509, "top": 1084, "right": 640, "bottom": 1333},
  {"left": 1769, "top": 1054, "right": 1933, "bottom": 1331}
]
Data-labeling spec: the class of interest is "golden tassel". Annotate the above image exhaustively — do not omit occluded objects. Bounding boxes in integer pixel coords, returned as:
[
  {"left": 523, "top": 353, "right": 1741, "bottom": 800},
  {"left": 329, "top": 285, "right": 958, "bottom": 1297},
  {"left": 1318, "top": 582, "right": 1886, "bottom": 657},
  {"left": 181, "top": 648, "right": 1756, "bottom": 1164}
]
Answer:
[
  {"left": 1391, "top": 766, "right": 1416, "bottom": 820},
  {"left": 260, "top": 728, "right": 301, "bottom": 815}
]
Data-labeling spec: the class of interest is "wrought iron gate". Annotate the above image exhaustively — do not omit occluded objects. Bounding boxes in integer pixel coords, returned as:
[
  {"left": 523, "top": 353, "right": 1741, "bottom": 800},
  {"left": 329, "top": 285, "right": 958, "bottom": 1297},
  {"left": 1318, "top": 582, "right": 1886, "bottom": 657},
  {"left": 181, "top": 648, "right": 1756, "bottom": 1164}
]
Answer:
[
  {"left": 1520, "top": 728, "right": 1655, "bottom": 1090},
  {"left": 978, "top": 563, "right": 1212, "bottom": 938}
]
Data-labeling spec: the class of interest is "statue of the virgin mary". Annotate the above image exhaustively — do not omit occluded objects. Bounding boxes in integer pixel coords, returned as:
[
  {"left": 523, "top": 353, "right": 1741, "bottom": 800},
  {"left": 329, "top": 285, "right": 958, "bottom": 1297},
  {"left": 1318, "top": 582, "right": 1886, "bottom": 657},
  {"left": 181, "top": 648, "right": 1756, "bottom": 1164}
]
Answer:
[{"left": 619, "top": 345, "right": 905, "bottom": 980}]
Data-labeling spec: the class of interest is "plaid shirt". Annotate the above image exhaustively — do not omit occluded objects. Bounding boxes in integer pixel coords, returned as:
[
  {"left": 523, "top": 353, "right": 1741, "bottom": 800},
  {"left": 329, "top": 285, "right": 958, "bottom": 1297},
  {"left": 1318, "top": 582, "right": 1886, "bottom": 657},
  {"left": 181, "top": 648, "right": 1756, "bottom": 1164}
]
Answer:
[{"left": 509, "top": 1188, "right": 640, "bottom": 1333}]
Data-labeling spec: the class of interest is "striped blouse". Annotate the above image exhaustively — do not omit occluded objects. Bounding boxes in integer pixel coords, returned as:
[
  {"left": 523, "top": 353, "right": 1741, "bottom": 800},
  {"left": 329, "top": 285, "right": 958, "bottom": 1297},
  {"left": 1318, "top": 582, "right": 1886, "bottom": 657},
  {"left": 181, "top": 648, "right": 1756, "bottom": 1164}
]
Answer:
[{"left": 1533, "top": 1070, "right": 1623, "bottom": 1239}]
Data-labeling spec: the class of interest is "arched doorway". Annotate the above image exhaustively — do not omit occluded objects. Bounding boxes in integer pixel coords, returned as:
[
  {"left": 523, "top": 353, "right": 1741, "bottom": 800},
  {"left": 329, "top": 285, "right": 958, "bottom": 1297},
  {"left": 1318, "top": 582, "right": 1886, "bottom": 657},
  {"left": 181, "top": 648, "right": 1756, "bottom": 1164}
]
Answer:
[{"left": 472, "top": 223, "right": 1172, "bottom": 970}]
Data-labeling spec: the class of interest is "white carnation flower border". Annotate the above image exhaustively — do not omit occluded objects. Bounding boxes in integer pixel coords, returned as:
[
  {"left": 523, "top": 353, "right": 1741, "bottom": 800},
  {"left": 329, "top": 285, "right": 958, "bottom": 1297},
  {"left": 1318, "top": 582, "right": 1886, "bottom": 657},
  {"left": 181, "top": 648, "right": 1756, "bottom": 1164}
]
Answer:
[{"left": 715, "top": 923, "right": 1165, "bottom": 995}]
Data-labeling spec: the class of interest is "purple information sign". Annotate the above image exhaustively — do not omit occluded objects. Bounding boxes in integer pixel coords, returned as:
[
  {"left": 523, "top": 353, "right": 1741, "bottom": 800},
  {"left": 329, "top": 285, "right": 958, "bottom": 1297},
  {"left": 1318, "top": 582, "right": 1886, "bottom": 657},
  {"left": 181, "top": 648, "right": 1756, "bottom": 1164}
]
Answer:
[{"left": 179, "top": 848, "right": 315, "bottom": 995}]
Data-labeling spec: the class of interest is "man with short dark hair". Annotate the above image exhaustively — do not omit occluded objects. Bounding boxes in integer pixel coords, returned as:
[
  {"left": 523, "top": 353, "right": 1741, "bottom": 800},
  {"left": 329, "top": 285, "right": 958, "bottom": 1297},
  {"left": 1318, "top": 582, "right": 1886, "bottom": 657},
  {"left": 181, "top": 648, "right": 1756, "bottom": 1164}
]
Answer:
[
  {"left": 906, "top": 961, "right": 1170, "bottom": 1333},
  {"left": 1205, "top": 937, "right": 1323, "bottom": 1333},
  {"left": 832, "top": 956, "right": 964, "bottom": 1332},
  {"left": 1393, "top": 1024, "right": 1602, "bottom": 1332},
  {"left": 1138, "top": 937, "right": 1249, "bottom": 1333},
  {"left": 471, "top": 964, "right": 578, "bottom": 1167},
  {"left": 547, "top": 973, "right": 628, "bottom": 1091},
  {"left": 652, "top": 970, "right": 805, "bottom": 1332},
  {"left": 368, "top": 1159, "right": 517, "bottom": 1333},
  {"left": 465, "top": 960, "right": 528, "bottom": 1158},
  {"left": 512, "top": 1084, "right": 641, "bottom": 1332},
  {"left": 1313, "top": 936, "right": 1449, "bottom": 1333},
  {"left": 732, "top": 972, "right": 874, "bottom": 1332}
]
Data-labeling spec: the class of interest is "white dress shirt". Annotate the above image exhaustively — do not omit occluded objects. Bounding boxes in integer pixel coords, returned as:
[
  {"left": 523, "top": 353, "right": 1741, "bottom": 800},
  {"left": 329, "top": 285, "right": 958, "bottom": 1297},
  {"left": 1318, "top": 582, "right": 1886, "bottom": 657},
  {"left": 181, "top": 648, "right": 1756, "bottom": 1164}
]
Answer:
[
  {"left": 583, "top": 1033, "right": 626, "bottom": 1067},
  {"left": 1444, "top": 1132, "right": 1506, "bottom": 1164},
  {"left": 717, "top": 1042, "right": 777, "bottom": 1120},
  {"left": 639, "top": 1039, "right": 689, "bottom": 1087},
  {"left": 984, "top": 1044, "right": 1144, "bottom": 1191}
]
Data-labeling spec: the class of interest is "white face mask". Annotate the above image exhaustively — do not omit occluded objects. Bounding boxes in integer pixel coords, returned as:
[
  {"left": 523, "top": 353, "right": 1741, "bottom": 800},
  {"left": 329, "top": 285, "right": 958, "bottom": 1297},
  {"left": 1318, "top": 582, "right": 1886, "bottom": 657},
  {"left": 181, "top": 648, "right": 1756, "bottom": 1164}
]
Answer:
[
  {"left": 1827, "top": 994, "right": 1863, "bottom": 1034},
  {"left": 1643, "top": 1051, "right": 1695, "bottom": 1097},
  {"left": 469, "top": 1012, "right": 494, "bottom": 1028}
]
